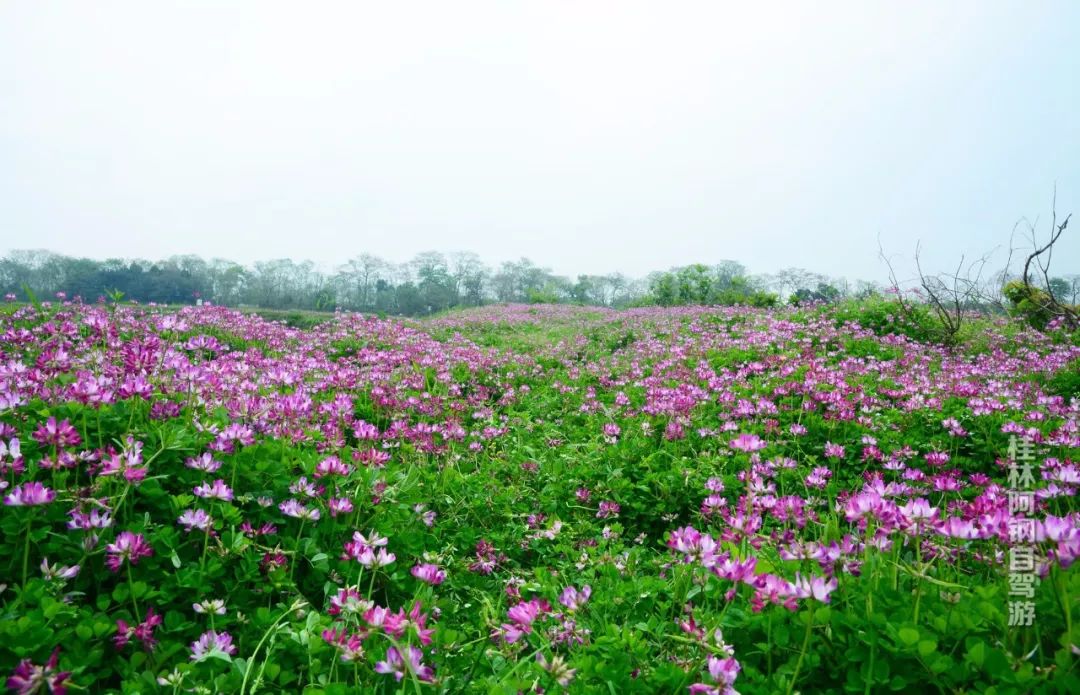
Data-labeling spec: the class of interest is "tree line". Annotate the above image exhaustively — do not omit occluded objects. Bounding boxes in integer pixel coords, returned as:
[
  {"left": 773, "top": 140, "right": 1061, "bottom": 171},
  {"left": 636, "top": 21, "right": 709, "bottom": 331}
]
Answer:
[{"left": 2, "top": 248, "right": 1076, "bottom": 316}]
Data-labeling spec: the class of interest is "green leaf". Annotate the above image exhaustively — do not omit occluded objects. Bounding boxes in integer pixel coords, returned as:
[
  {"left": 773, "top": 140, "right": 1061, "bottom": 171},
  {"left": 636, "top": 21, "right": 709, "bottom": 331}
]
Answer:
[{"left": 966, "top": 641, "right": 986, "bottom": 667}]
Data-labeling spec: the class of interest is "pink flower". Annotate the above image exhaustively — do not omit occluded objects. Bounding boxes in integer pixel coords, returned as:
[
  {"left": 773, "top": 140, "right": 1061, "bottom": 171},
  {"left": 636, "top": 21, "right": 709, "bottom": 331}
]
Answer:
[
  {"left": 6, "top": 647, "right": 70, "bottom": 695},
  {"left": 328, "top": 498, "right": 354, "bottom": 517},
  {"left": 411, "top": 563, "right": 446, "bottom": 585},
  {"left": 355, "top": 547, "right": 395, "bottom": 569},
  {"left": 4, "top": 482, "right": 56, "bottom": 506},
  {"left": 792, "top": 573, "right": 838, "bottom": 603},
  {"left": 805, "top": 466, "right": 831, "bottom": 489},
  {"left": 279, "top": 499, "right": 320, "bottom": 521},
  {"left": 824, "top": 441, "right": 846, "bottom": 459},
  {"left": 689, "top": 655, "right": 741, "bottom": 694},
  {"left": 32, "top": 418, "right": 81, "bottom": 449},
  {"left": 353, "top": 420, "right": 380, "bottom": 440},
  {"left": 105, "top": 532, "right": 153, "bottom": 572},
  {"left": 328, "top": 588, "right": 372, "bottom": 616},
  {"left": 193, "top": 479, "right": 233, "bottom": 502},
  {"left": 115, "top": 608, "right": 162, "bottom": 651},
  {"left": 596, "top": 501, "right": 620, "bottom": 519},
  {"left": 185, "top": 453, "right": 221, "bottom": 473},
  {"left": 558, "top": 585, "right": 591, "bottom": 612},
  {"left": 374, "top": 646, "right": 434, "bottom": 683},
  {"left": 730, "top": 433, "right": 767, "bottom": 452},
  {"left": 39, "top": 558, "right": 79, "bottom": 582},
  {"left": 189, "top": 630, "right": 236, "bottom": 662},
  {"left": 497, "top": 598, "right": 551, "bottom": 643},
  {"left": 322, "top": 628, "right": 366, "bottom": 662},
  {"left": 178, "top": 509, "right": 213, "bottom": 532},
  {"left": 314, "top": 456, "right": 353, "bottom": 478},
  {"left": 899, "top": 498, "right": 939, "bottom": 532}
]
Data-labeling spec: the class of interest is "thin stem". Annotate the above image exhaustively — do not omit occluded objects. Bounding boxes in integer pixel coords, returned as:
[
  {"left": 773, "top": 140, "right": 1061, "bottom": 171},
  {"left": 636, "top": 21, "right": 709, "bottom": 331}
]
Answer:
[
  {"left": 912, "top": 536, "right": 923, "bottom": 625},
  {"left": 289, "top": 520, "right": 306, "bottom": 584},
  {"left": 766, "top": 610, "right": 774, "bottom": 677},
  {"left": 367, "top": 566, "right": 378, "bottom": 601},
  {"left": 199, "top": 525, "right": 211, "bottom": 575},
  {"left": 787, "top": 603, "right": 814, "bottom": 695},
  {"left": 240, "top": 599, "right": 306, "bottom": 695},
  {"left": 21, "top": 513, "right": 34, "bottom": 586},
  {"left": 1058, "top": 568, "right": 1073, "bottom": 643},
  {"left": 127, "top": 563, "right": 140, "bottom": 617}
]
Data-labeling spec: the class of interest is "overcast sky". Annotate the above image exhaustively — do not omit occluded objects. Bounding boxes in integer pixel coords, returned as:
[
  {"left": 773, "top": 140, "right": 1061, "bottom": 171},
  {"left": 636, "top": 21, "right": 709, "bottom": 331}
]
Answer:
[{"left": 1, "top": 1, "right": 1078, "bottom": 282}]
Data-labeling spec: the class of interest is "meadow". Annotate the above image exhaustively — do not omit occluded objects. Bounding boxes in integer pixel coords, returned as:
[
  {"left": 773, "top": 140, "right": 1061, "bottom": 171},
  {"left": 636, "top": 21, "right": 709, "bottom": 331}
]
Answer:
[{"left": 0, "top": 298, "right": 1077, "bottom": 694}]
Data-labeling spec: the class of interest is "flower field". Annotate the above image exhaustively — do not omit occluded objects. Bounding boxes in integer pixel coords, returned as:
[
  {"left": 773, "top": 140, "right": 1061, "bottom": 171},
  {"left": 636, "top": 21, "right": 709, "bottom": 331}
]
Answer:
[{"left": 1, "top": 300, "right": 1078, "bottom": 694}]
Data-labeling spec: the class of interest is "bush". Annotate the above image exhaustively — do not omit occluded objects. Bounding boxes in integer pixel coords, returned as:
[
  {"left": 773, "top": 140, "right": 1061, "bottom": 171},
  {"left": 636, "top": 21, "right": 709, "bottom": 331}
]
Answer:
[
  {"left": 830, "top": 296, "right": 943, "bottom": 343},
  {"left": 1003, "top": 280, "right": 1056, "bottom": 329}
]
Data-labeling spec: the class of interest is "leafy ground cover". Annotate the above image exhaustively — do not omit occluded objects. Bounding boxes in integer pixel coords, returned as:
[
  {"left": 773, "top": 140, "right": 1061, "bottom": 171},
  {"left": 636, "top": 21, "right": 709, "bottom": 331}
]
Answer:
[{"left": 0, "top": 300, "right": 1077, "bottom": 694}]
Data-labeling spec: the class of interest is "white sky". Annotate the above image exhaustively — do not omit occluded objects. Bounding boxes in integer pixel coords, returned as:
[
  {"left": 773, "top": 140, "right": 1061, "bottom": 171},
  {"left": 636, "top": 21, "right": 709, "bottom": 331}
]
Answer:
[{"left": 1, "top": 1, "right": 1078, "bottom": 281}]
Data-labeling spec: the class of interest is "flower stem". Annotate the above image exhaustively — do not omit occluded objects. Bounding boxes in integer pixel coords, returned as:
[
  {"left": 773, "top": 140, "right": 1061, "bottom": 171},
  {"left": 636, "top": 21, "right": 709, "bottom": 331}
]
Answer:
[
  {"left": 288, "top": 520, "right": 306, "bottom": 584},
  {"left": 239, "top": 598, "right": 306, "bottom": 695},
  {"left": 21, "top": 513, "right": 33, "bottom": 586},
  {"left": 127, "top": 563, "right": 140, "bottom": 617},
  {"left": 786, "top": 603, "right": 814, "bottom": 695}
]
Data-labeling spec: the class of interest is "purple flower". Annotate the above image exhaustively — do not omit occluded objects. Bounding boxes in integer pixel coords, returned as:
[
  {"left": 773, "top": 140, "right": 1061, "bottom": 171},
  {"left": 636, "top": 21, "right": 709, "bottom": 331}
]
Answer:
[
  {"left": 6, "top": 647, "right": 69, "bottom": 695},
  {"left": 558, "top": 585, "right": 591, "bottom": 612},
  {"left": 189, "top": 630, "right": 237, "bottom": 662},
  {"left": 689, "top": 654, "right": 741, "bottom": 694},
  {"left": 355, "top": 547, "right": 395, "bottom": 569},
  {"left": 497, "top": 598, "right": 550, "bottom": 643},
  {"left": 411, "top": 563, "right": 446, "bottom": 585},
  {"left": 328, "top": 497, "right": 354, "bottom": 517},
  {"left": 279, "top": 499, "right": 320, "bottom": 521},
  {"left": 596, "top": 501, "right": 620, "bottom": 519},
  {"left": 314, "top": 456, "right": 353, "bottom": 478},
  {"left": 115, "top": 608, "right": 162, "bottom": 651},
  {"left": 374, "top": 646, "right": 434, "bottom": 683},
  {"left": 185, "top": 453, "right": 222, "bottom": 473},
  {"left": 4, "top": 482, "right": 56, "bottom": 506},
  {"left": 352, "top": 420, "right": 380, "bottom": 440},
  {"left": 40, "top": 558, "right": 79, "bottom": 582},
  {"left": 730, "top": 433, "right": 767, "bottom": 452},
  {"left": 31, "top": 418, "right": 81, "bottom": 449},
  {"left": 178, "top": 509, "right": 213, "bottom": 532},
  {"left": 105, "top": 532, "right": 153, "bottom": 572},
  {"left": 328, "top": 588, "right": 372, "bottom": 616},
  {"left": 792, "top": 573, "right": 838, "bottom": 603},
  {"left": 323, "top": 628, "right": 366, "bottom": 662},
  {"left": 193, "top": 479, "right": 233, "bottom": 502}
]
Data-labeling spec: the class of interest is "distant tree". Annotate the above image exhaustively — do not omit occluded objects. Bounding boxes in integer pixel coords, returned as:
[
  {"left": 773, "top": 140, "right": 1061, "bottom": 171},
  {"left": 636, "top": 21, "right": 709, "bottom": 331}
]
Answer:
[
  {"left": 411, "top": 252, "right": 456, "bottom": 312},
  {"left": 1047, "top": 277, "right": 1072, "bottom": 302},
  {"left": 448, "top": 252, "right": 488, "bottom": 306}
]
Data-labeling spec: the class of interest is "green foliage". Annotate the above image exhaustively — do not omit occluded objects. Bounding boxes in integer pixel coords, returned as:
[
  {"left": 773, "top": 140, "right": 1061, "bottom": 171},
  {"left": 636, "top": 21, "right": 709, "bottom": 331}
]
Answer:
[
  {"left": 0, "top": 302, "right": 1077, "bottom": 693},
  {"left": 831, "top": 296, "right": 947, "bottom": 343},
  {"left": 1045, "top": 358, "right": 1080, "bottom": 401},
  {"left": 1004, "top": 280, "right": 1059, "bottom": 329},
  {"left": 647, "top": 263, "right": 779, "bottom": 307}
]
